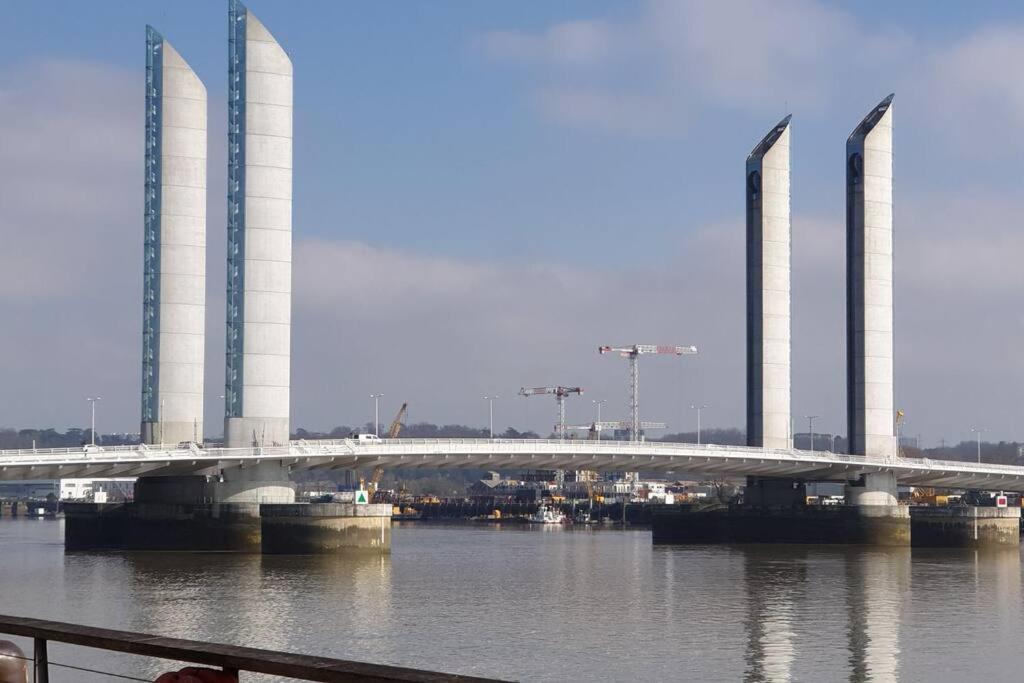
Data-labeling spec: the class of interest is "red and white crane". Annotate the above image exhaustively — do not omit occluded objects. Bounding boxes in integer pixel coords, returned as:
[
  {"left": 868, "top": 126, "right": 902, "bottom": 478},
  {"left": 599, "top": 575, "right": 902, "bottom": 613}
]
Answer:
[
  {"left": 598, "top": 345, "right": 698, "bottom": 442},
  {"left": 518, "top": 386, "right": 583, "bottom": 441}
]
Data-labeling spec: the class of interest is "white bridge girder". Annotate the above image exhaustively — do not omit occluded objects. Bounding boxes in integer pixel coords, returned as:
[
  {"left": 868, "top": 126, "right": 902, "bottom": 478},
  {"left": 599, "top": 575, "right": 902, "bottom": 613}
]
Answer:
[{"left": 2, "top": 439, "right": 1024, "bottom": 493}]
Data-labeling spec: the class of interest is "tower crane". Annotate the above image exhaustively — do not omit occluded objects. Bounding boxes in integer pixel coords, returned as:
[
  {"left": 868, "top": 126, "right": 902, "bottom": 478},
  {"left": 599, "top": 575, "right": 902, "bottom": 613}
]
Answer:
[
  {"left": 598, "top": 345, "right": 698, "bottom": 442},
  {"left": 518, "top": 386, "right": 583, "bottom": 441}
]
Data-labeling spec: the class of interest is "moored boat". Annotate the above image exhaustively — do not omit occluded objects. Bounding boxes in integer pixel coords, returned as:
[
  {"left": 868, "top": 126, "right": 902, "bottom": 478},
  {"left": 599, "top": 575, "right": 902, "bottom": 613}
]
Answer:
[{"left": 528, "top": 505, "right": 566, "bottom": 524}]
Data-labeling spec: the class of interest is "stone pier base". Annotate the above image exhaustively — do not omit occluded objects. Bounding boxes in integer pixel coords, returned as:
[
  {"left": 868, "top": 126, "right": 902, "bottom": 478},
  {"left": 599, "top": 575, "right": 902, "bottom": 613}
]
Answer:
[
  {"left": 911, "top": 506, "right": 1021, "bottom": 548},
  {"left": 64, "top": 502, "right": 392, "bottom": 554},
  {"left": 651, "top": 504, "right": 910, "bottom": 546},
  {"left": 261, "top": 504, "right": 391, "bottom": 554},
  {"left": 64, "top": 502, "right": 262, "bottom": 552}
]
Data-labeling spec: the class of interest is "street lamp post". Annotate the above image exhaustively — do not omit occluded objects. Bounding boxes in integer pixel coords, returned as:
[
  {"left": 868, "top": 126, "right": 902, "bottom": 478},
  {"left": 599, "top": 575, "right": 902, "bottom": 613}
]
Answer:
[
  {"left": 483, "top": 395, "right": 499, "bottom": 438},
  {"left": 592, "top": 400, "right": 606, "bottom": 441},
  {"left": 971, "top": 427, "right": 985, "bottom": 464},
  {"left": 86, "top": 397, "right": 102, "bottom": 446},
  {"left": 370, "top": 394, "right": 383, "bottom": 436},
  {"left": 690, "top": 405, "right": 707, "bottom": 445},
  {"left": 159, "top": 397, "right": 166, "bottom": 445},
  {"left": 805, "top": 415, "right": 819, "bottom": 453}
]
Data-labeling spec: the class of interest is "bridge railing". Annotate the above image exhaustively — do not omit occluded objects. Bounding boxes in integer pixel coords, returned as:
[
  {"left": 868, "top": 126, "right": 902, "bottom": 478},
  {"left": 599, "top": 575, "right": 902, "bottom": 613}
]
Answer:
[
  {"left": 0, "top": 445, "right": 297, "bottom": 461},
  {"left": 0, "top": 614, "right": 502, "bottom": 682},
  {"left": 2, "top": 438, "right": 1024, "bottom": 478},
  {"left": 290, "top": 440, "right": 1024, "bottom": 476},
  {"left": 305, "top": 437, "right": 819, "bottom": 455},
  {"left": 0, "top": 444, "right": 151, "bottom": 457}
]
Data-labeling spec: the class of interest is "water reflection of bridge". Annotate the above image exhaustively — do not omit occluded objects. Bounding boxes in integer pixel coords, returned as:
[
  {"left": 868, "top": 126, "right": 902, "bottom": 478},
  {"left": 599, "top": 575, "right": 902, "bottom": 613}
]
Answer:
[{"left": 738, "top": 546, "right": 1021, "bottom": 681}]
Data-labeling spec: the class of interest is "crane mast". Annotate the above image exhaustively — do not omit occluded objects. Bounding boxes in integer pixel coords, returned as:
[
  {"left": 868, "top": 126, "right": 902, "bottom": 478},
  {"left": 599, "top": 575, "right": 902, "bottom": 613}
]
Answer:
[
  {"left": 598, "top": 344, "right": 698, "bottom": 442},
  {"left": 518, "top": 386, "right": 583, "bottom": 442},
  {"left": 365, "top": 402, "right": 408, "bottom": 501},
  {"left": 387, "top": 403, "right": 408, "bottom": 439}
]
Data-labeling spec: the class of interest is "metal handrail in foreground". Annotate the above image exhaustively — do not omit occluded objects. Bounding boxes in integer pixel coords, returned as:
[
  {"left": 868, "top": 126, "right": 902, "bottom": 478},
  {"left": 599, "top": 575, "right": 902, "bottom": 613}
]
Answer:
[{"left": 0, "top": 615, "right": 505, "bottom": 683}]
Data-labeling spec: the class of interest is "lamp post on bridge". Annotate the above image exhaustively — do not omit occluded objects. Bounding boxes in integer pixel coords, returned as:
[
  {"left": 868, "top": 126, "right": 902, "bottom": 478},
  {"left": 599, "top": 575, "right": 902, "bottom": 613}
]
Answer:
[
  {"left": 971, "top": 427, "right": 985, "bottom": 464},
  {"left": 804, "top": 415, "right": 819, "bottom": 453},
  {"left": 690, "top": 404, "right": 707, "bottom": 445},
  {"left": 592, "top": 400, "right": 606, "bottom": 441},
  {"left": 86, "top": 397, "right": 102, "bottom": 446},
  {"left": 483, "top": 395, "right": 499, "bottom": 438},
  {"left": 370, "top": 394, "right": 384, "bottom": 436}
]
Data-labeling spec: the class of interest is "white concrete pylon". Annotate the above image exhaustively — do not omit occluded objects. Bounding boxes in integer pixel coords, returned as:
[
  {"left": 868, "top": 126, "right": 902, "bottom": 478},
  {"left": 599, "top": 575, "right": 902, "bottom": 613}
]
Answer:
[
  {"left": 225, "top": 0, "right": 294, "bottom": 449},
  {"left": 141, "top": 27, "right": 207, "bottom": 446},
  {"left": 746, "top": 115, "right": 792, "bottom": 450},
  {"left": 846, "top": 94, "right": 895, "bottom": 458}
]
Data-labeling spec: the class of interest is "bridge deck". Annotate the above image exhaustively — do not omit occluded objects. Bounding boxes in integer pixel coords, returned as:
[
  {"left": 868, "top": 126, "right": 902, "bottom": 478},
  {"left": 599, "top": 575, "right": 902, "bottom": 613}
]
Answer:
[{"left": 1, "top": 439, "right": 1022, "bottom": 491}]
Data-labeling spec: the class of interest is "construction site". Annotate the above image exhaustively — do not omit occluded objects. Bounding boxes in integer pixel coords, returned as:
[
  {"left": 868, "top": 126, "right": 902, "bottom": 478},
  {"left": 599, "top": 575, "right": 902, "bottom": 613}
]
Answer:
[{"left": 286, "top": 342, "right": 708, "bottom": 522}]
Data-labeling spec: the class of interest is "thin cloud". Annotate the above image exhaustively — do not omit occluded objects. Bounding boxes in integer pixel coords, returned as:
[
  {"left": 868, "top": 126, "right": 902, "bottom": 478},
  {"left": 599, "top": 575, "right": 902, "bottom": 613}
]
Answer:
[
  {"left": 479, "top": 20, "right": 617, "bottom": 67},
  {"left": 477, "top": 0, "right": 913, "bottom": 133},
  {"left": 916, "top": 26, "right": 1024, "bottom": 155}
]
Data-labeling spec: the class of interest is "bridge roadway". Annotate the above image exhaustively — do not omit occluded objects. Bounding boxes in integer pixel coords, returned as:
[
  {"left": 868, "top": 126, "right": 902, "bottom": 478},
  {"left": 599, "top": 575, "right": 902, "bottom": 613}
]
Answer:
[{"left": 1, "top": 439, "right": 1023, "bottom": 492}]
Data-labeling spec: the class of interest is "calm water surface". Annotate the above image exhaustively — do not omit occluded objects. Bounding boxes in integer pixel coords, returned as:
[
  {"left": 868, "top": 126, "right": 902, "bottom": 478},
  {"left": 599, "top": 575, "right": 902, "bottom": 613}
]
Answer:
[{"left": 0, "top": 519, "right": 1020, "bottom": 681}]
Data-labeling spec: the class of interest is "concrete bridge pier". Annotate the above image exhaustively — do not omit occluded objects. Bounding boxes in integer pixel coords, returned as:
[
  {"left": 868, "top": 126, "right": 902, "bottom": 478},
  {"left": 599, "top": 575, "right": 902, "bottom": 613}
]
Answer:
[
  {"left": 211, "top": 462, "right": 296, "bottom": 504},
  {"left": 844, "top": 472, "right": 910, "bottom": 546},
  {"left": 910, "top": 506, "right": 1021, "bottom": 548},
  {"left": 64, "top": 465, "right": 391, "bottom": 554},
  {"left": 744, "top": 476, "right": 805, "bottom": 507},
  {"left": 652, "top": 474, "right": 912, "bottom": 546}
]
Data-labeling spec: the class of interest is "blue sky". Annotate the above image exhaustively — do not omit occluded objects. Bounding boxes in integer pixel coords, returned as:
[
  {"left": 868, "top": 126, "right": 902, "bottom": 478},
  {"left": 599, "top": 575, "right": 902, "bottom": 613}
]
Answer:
[{"left": 1, "top": 1, "right": 1022, "bottom": 445}]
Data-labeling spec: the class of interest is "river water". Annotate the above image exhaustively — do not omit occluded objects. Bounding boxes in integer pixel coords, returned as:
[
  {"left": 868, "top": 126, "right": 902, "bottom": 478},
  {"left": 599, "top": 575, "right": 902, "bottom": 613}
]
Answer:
[{"left": 0, "top": 518, "right": 1020, "bottom": 682}]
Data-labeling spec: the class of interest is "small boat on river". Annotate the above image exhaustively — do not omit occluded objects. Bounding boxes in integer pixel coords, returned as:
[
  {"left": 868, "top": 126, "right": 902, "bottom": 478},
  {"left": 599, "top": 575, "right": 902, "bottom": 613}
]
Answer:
[{"left": 528, "top": 505, "right": 566, "bottom": 524}]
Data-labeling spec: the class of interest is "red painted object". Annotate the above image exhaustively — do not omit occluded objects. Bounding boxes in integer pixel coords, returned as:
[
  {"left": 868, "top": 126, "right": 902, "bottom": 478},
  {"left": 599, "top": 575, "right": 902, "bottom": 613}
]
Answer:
[{"left": 154, "top": 667, "right": 238, "bottom": 683}]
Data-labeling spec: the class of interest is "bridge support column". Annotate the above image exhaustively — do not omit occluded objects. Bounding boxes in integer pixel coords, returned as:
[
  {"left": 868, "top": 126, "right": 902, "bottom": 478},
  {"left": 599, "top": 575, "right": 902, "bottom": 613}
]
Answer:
[
  {"left": 744, "top": 477, "right": 805, "bottom": 508},
  {"left": 845, "top": 472, "right": 898, "bottom": 506},
  {"left": 213, "top": 462, "right": 296, "bottom": 503},
  {"left": 843, "top": 473, "right": 909, "bottom": 546}
]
